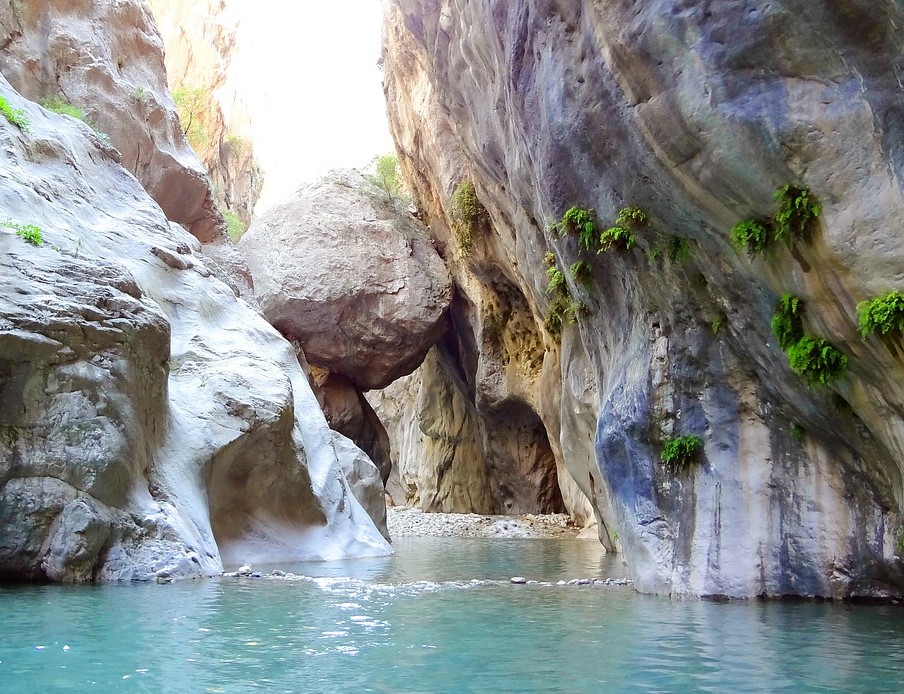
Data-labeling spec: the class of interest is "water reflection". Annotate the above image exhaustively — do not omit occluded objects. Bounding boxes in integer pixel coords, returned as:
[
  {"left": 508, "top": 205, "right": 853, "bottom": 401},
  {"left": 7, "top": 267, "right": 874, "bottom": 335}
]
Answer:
[{"left": 1, "top": 538, "right": 903, "bottom": 692}]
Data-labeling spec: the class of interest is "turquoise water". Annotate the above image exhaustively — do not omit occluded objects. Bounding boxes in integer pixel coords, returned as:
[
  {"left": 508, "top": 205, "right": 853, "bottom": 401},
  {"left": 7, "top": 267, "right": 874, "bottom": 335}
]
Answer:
[{"left": 2, "top": 537, "right": 904, "bottom": 692}]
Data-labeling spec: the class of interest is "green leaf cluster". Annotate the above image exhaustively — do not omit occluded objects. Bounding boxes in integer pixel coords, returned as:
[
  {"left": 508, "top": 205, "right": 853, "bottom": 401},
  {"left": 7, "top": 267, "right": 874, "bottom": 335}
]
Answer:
[
  {"left": 220, "top": 208, "right": 246, "bottom": 242},
  {"left": 616, "top": 207, "right": 648, "bottom": 228},
  {"left": 544, "top": 294, "right": 578, "bottom": 340},
  {"left": 550, "top": 205, "right": 647, "bottom": 255},
  {"left": 544, "top": 255, "right": 583, "bottom": 342},
  {"left": 546, "top": 266, "right": 567, "bottom": 294},
  {"left": 770, "top": 294, "right": 803, "bottom": 350},
  {"left": 773, "top": 185, "right": 821, "bottom": 247},
  {"left": 857, "top": 290, "right": 904, "bottom": 339},
  {"left": 173, "top": 85, "right": 211, "bottom": 152},
  {"left": 730, "top": 219, "right": 770, "bottom": 256},
  {"left": 450, "top": 179, "right": 486, "bottom": 251},
  {"left": 599, "top": 226, "right": 635, "bottom": 252},
  {"left": 667, "top": 235, "right": 691, "bottom": 264},
  {"left": 42, "top": 96, "right": 87, "bottom": 122},
  {"left": 2, "top": 219, "right": 43, "bottom": 246},
  {"left": 770, "top": 294, "right": 846, "bottom": 386},
  {"left": 374, "top": 154, "right": 402, "bottom": 198},
  {"left": 661, "top": 435, "right": 702, "bottom": 469},
  {"left": 730, "top": 185, "right": 820, "bottom": 256},
  {"left": 569, "top": 260, "right": 592, "bottom": 288},
  {"left": 551, "top": 206, "right": 598, "bottom": 251},
  {"left": 786, "top": 336, "right": 848, "bottom": 386},
  {"left": 0, "top": 95, "right": 29, "bottom": 131}
]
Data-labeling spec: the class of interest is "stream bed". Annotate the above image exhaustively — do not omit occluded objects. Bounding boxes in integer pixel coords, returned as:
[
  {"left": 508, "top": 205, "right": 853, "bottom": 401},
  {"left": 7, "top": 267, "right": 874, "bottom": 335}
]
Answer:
[{"left": 1, "top": 537, "right": 904, "bottom": 692}]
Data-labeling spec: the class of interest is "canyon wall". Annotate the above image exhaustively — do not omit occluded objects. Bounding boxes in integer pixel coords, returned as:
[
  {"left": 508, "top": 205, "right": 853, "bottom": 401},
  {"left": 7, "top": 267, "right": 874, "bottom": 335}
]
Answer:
[
  {"left": 381, "top": 0, "right": 904, "bottom": 598},
  {"left": 0, "top": 0, "right": 223, "bottom": 241},
  {"left": 145, "top": 0, "right": 263, "bottom": 232},
  {"left": 0, "top": 16, "right": 390, "bottom": 581}
]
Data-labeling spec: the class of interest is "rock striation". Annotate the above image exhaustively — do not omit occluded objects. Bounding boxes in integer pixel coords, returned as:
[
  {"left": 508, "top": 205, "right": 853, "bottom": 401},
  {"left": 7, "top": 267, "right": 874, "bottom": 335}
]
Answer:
[
  {"left": 239, "top": 169, "right": 453, "bottom": 391},
  {"left": 381, "top": 0, "right": 904, "bottom": 598},
  {"left": 0, "top": 77, "right": 390, "bottom": 582},
  {"left": 144, "top": 0, "right": 263, "bottom": 230},
  {"left": 0, "top": 0, "right": 224, "bottom": 242}
]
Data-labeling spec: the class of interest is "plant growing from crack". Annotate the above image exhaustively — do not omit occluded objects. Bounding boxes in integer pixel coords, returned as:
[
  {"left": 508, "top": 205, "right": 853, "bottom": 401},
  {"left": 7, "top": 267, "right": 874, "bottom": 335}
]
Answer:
[
  {"left": 771, "top": 294, "right": 804, "bottom": 350},
  {"left": 569, "top": 260, "right": 593, "bottom": 289},
  {"left": 599, "top": 207, "right": 647, "bottom": 253},
  {"left": 773, "top": 185, "right": 820, "bottom": 247},
  {"left": 667, "top": 235, "right": 691, "bottom": 264},
  {"left": 661, "top": 435, "right": 703, "bottom": 469},
  {"left": 3, "top": 219, "right": 43, "bottom": 245},
  {"left": 770, "top": 293, "right": 847, "bottom": 386},
  {"left": 450, "top": 179, "right": 486, "bottom": 252},
  {"left": 0, "top": 95, "right": 29, "bottom": 131},
  {"left": 857, "top": 290, "right": 904, "bottom": 339},
  {"left": 730, "top": 185, "right": 820, "bottom": 256}
]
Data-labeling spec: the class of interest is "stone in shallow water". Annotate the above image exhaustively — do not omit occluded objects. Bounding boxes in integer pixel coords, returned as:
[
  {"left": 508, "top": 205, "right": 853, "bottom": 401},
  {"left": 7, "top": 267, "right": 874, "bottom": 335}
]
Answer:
[{"left": 510, "top": 576, "right": 527, "bottom": 584}]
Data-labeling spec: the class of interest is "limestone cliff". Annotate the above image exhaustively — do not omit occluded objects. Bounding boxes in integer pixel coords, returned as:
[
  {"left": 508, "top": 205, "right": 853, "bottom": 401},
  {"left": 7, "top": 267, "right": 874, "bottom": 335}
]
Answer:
[
  {"left": 145, "top": 0, "right": 263, "bottom": 233},
  {"left": 0, "top": 77, "right": 389, "bottom": 582},
  {"left": 0, "top": 0, "right": 226, "bottom": 242},
  {"left": 381, "top": 0, "right": 904, "bottom": 598}
]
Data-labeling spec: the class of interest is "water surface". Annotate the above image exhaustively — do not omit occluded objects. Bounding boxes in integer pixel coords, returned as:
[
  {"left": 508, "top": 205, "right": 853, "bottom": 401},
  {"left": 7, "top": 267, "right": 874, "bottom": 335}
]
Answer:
[{"left": 1, "top": 537, "right": 903, "bottom": 692}]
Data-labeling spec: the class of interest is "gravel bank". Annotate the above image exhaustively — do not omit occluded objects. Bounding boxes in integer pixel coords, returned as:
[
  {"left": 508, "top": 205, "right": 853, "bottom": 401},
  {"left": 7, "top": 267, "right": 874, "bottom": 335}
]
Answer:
[{"left": 387, "top": 506, "right": 582, "bottom": 538}]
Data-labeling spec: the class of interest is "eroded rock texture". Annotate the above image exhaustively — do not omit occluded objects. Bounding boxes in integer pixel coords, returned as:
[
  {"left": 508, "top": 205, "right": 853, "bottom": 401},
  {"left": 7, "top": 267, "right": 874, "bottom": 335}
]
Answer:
[
  {"left": 0, "top": 0, "right": 222, "bottom": 241},
  {"left": 382, "top": 0, "right": 904, "bottom": 597},
  {"left": 239, "top": 169, "right": 453, "bottom": 391},
  {"left": 0, "top": 78, "right": 389, "bottom": 582},
  {"left": 145, "top": 0, "right": 263, "bottom": 228}
]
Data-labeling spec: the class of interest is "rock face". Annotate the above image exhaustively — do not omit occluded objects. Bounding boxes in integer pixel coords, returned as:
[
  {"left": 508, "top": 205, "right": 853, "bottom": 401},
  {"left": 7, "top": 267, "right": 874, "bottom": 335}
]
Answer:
[
  {"left": 0, "top": 0, "right": 222, "bottom": 241},
  {"left": 310, "top": 369, "right": 392, "bottom": 486},
  {"left": 368, "top": 349, "right": 566, "bottom": 515},
  {"left": 0, "top": 78, "right": 389, "bottom": 582},
  {"left": 144, "top": 0, "right": 263, "bottom": 229},
  {"left": 382, "top": 0, "right": 904, "bottom": 597},
  {"left": 239, "top": 169, "right": 453, "bottom": 391}
]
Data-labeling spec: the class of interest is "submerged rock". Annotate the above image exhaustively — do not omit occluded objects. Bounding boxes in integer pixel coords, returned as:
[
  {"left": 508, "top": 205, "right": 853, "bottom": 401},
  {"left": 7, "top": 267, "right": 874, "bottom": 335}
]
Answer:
[{"left": 0, "top": 78, "right": 390, "bottom": 582}]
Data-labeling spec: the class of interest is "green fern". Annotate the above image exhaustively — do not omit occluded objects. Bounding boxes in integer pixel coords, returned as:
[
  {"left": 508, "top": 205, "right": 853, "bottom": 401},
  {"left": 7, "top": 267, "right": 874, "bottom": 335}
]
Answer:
[
  {"left": 546, "top": 266, "right": 567, "bottom": 294},
  {"left": 569, "top": 261, "right": 593, "bottom": 288},
  {"left": 553, "top": 206, "right": 598, "bottom": 251},
  {"left": 661, "top": 435, "right": 703, "bottom": 469},
  {"left": 667, "top": 235, "right": 691, "bottom": 264},
  {"left": 599, "top": 226, "right": 635, "bottom": 252},
  {"left": 616, "top": 206, "right": 648, "bottom": 229},
  {"left": 731, "top": 219, "right": 770, "bottom": 256},
  {"left": 786, "top": 336, "right": 847, "bottom": 386},
  {"left": 0, "top": 95, "right": 29, "bottom": 131},
  {"left": 857, "top": 290, "right": 904, "bottom": 339},
  {"left": 2, "top": 218, "right": 43, "bottom": 245},
  {"left": 773, "top": 185, "right": 820, "bottom": 246},
  {"left": 771, "top": 294, "right": 804, "bottom": 350}
]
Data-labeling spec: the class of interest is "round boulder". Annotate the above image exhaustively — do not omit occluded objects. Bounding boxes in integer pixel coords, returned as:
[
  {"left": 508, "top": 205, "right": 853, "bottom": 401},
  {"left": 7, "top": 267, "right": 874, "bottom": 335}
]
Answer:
[{"left": 239, "top": 169, "right": 452, "bottom": 390}]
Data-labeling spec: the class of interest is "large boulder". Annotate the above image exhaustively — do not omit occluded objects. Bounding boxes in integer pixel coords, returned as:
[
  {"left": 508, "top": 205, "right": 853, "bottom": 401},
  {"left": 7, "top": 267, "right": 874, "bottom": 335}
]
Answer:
[
  {"left": 0, "top": 77, "right": 389, "bottom": 582},
  {"left": 238, "top": 169, "right": 453, "bottom": 390}
]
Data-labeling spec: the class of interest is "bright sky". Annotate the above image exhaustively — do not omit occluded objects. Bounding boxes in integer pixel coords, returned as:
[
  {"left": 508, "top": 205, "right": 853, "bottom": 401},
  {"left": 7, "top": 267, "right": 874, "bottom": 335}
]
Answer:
[{"left": 232, "top": 0, "right": 395, "bottom": 212}]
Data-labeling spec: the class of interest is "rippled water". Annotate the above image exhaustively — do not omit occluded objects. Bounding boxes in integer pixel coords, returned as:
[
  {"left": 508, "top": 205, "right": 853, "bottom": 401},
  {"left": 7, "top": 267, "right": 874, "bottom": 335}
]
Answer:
[{"left": 2, "top": 537, "right": 904, "bottom": 692}]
